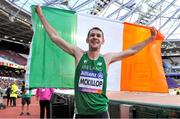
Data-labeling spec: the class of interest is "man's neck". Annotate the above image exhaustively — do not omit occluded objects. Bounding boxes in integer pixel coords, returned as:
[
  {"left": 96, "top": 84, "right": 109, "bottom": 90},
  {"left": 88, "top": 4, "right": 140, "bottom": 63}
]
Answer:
[{"left": 87, "top": 50, "right": 100, "bottom": 60}]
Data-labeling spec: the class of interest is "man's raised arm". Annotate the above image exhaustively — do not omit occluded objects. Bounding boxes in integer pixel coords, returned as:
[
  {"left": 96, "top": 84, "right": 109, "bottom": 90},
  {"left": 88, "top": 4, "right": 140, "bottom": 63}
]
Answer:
[
  {"left": 36, "top": 6, "right": 80, "bottom": 57},
  {"left": 105, "top": 27, "right": 158, "bottom": 65}
]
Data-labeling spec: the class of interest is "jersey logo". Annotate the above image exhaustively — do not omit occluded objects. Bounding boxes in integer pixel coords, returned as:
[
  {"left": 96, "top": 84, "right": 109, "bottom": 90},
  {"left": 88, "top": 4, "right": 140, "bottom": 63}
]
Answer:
[
  {"left": 83, "top": 60, "right": 87, "bottom": 64},
  {"left": 97, "top": 62, "right": 102, "bottom": 66}
]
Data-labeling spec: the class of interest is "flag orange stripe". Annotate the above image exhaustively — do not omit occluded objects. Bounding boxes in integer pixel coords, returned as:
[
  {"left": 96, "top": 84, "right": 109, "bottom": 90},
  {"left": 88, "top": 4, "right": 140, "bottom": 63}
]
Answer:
[{"left": 121, "top": 23, "right": 168, "bottom": 93}]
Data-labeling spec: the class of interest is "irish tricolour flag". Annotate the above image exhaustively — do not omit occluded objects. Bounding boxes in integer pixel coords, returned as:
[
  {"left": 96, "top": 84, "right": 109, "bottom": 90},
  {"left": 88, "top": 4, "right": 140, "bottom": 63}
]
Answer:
[{"left": 26, "top": 6, "right": 168, "bottom": 93}]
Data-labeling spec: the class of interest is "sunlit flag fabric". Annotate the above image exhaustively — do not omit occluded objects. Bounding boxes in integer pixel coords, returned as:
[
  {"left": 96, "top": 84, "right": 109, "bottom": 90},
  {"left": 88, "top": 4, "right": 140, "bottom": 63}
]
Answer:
[{"left": 26, "top": 6, "right": 168, "bottom": 93}]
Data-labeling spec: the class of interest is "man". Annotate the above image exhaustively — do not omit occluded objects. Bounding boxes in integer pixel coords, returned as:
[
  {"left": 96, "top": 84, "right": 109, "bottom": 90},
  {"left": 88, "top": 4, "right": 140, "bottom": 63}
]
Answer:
[
  {"left": 20, "top": 81, "right": 31, "bottom": 116},
  {"left": 10, "top": 82, "right": 18, "bottom": 107},
  {"left": 5, "top": 83, "right": 11, "bottom": 106},
  {"left": 36, "top": 6, "right": 157, "bottom": 118}
]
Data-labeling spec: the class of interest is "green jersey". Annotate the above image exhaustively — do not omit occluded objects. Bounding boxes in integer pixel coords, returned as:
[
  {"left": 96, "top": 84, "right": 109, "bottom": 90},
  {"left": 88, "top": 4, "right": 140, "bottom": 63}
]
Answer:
[
  {"left": 74, "top": 52, "right": 109, "bottom": 115},
  {"left": 21, "top": 86, "right": 31, "bottom": 98}
]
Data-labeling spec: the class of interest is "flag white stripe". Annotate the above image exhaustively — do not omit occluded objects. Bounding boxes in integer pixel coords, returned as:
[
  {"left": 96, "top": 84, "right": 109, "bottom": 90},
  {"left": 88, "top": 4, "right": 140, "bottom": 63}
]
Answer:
[{"left": 77, "top": 14, "right": 124, "bottom": 91}]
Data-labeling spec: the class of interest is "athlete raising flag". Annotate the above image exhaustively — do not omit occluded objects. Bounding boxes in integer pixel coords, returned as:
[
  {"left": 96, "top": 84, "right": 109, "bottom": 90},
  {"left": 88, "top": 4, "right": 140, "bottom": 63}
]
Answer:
[{"left": 36, "top": 5, "right": 157, "bottom": 118}]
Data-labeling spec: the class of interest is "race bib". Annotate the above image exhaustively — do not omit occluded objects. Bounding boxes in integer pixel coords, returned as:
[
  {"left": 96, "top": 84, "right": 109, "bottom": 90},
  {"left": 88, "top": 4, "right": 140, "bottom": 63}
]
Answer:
[{"left": 78, "top": 70, "right": 104, "bottom": 94}]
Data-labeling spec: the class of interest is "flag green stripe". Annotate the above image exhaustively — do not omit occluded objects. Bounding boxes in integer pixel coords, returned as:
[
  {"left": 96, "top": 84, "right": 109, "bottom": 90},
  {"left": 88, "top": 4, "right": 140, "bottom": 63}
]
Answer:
[{"left": 30, "top": 6, "right": 77, "bottom": 88}]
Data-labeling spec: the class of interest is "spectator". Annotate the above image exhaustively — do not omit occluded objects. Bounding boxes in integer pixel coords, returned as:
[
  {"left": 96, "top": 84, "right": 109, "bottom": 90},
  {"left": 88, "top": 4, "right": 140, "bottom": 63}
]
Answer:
[
  {"left": 20, "top": 81, "right": 32, "bottom": 116},
  {"left": 10, "top": 82, "right": 18, "bottom": 107},
  {"left": 36, "top": 88, "right": 54, "bottom": 119},
  {"left": 5, "top": 84, "right": 11, "bottom": 106}
]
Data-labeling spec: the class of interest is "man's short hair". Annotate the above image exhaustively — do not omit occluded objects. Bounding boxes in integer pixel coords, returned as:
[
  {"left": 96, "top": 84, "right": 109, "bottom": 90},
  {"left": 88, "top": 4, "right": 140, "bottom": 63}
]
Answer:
[{"left": 87, "top": 27, "right": 104, "bottom": 39}]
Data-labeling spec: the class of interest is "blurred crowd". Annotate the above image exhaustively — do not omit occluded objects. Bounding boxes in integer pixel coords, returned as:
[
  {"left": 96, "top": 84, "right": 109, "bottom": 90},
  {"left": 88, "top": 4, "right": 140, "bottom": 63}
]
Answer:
[
  {"left": 0, "top": 78, "right": 22, "bottom": 99},
  {"left": 0, "top": 78, "right": 22, "bottom": 90}
]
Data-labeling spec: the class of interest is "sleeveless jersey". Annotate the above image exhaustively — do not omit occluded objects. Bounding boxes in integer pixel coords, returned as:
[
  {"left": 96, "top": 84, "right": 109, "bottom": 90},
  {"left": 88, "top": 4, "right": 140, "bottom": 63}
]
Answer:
[{"left": 74, "top": 52, "right": 109, "bottom": 115}]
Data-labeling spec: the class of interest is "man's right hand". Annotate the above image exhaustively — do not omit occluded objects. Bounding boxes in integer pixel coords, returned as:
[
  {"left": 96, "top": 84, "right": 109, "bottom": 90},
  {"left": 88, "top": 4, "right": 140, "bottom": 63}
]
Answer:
[
  {"left": 150, "top": 27, "right": 157, "bottom": 40},
  {"left": 36, "top": 5, "right": 43, "bottom": 17}
]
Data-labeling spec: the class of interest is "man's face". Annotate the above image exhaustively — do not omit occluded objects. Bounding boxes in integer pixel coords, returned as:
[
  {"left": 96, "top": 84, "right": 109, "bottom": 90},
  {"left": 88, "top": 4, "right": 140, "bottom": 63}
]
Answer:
[{"left": 86, "top": 29, "right": 104, "bottom": 51}]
